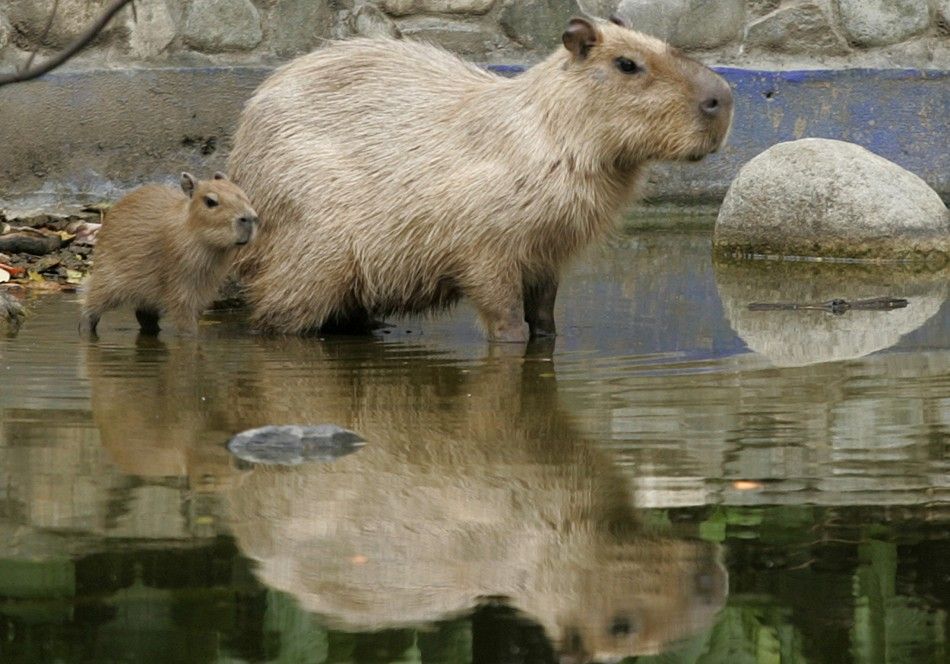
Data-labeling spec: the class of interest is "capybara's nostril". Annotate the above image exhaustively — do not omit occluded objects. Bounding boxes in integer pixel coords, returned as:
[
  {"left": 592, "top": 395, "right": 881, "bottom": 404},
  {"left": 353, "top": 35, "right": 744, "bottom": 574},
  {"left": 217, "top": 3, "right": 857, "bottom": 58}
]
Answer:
[
  {"left": 701, "top": 97, "right": 720, "bottom": 115},
  {"left": 698, "top": 74, "right": 733, "bottom": 119},
  {"left": 240, "top": 215, "right": 259, "bottom": 227}
]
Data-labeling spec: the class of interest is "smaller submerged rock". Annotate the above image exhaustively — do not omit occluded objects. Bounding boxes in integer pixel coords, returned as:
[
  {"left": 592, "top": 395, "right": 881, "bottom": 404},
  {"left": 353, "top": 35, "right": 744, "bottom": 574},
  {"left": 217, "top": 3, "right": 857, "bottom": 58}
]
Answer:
[{"left": 227, "top": 424, "right": 366, "bottom": 466}]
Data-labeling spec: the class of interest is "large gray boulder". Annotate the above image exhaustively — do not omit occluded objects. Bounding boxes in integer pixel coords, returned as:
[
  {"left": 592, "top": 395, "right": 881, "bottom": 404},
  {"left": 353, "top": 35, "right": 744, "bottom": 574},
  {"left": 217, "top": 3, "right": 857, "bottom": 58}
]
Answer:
[{"left": 714, "top": 139, "right": 949, "bottom": 263}]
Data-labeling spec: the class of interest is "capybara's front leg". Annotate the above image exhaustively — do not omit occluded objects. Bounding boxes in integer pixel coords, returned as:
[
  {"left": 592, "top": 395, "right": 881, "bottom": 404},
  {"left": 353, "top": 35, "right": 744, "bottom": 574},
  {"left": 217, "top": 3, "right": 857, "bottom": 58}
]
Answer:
[
  {"left": 79, "top": 280, "right": 110, "bottom": 336},
  {"left": 523, "top": 277, "right": 558, "bottom": 338},
  {"left": 135, "top": 308, "right": 161, "bottom": 335},
  {"left": 465, "top": 265, "right": 529, "bottom": 343},
  {"left": 79, "top": 309, "right": 101, "bottom": 336}
]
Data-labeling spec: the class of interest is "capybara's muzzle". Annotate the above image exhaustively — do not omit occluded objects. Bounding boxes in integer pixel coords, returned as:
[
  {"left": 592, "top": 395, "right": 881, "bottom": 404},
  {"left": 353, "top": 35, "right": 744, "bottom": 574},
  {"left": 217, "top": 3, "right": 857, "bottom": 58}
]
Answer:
[
  {"left": 697, "top": 69, "right": 733, "bottom": 153},
  {"left": 235, "top": 214, "right": 259, "bottom": 246}
]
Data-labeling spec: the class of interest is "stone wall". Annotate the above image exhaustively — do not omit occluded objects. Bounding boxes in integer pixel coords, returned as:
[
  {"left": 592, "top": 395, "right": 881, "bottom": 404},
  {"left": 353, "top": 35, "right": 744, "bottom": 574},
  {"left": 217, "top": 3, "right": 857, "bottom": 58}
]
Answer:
[{"left": 0, "top": 0, "right": 947, "bottom": 70}]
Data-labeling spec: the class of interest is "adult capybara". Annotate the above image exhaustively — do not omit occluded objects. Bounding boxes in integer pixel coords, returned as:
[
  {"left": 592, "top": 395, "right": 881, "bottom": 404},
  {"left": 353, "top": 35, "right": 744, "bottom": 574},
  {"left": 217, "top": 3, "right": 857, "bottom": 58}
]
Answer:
[
  {"left": 79, "top": 173, "right": 259, "bottom": 335},
  {"left": 228, "top": 16, "right": 733, "bottom": 341}
]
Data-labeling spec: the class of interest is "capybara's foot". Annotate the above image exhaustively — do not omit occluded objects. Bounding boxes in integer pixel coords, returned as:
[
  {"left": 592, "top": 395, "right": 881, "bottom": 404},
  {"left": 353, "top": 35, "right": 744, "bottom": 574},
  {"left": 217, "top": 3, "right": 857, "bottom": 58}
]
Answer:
[
  {"left": 524, "top": 278, "right": 558, "bottom": 339},
  {"left": 174, "top": 319, "right": 199, "bottom": 337},
  {"left": 320, "top": 309, "right": 385, "bottom": 336},
  {"left": 528, "top": 319, "right": 557, "bottom": 338},
  {"left": 135, "top": 309, "right": 161, "bottom": 335},
  {"left": 79, "top": 310, "right": 100, "bottom": 336},
  {"left": 488, "top": 318, "right": 529, "bottom": 343}
]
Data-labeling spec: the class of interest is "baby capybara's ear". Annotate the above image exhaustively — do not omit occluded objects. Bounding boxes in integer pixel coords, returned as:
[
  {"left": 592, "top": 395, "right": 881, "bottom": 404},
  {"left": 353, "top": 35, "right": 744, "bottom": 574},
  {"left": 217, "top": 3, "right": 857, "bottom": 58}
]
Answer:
[
  {"left": 180, "top": 172, "right": 197, "bottom": 197},
  {"left": 609, "top": 14, "right": 628, "bottom": 28},
  {"left": 213, "top": 171, "right": 228, "bottom": 181},
  {"left": 562, "top": 17, "right": 601, "bottom": 59}
]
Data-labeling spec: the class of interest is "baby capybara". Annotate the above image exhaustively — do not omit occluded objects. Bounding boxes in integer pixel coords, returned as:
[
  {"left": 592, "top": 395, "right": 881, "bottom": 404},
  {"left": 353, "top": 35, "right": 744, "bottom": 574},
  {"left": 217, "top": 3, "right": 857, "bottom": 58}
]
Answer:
[
  {"left": 229, "top": 16, "right": 733, "bottom": 341},
  {"left": 79, "top": 172, "right": 259, "bottom": 335}
]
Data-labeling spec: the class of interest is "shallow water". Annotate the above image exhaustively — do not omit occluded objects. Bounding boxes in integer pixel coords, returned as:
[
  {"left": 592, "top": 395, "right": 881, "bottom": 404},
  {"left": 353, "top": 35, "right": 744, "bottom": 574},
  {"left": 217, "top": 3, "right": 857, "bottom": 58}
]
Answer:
[{"left": 1, "top": 223, "right": 948, "bottom": 663}]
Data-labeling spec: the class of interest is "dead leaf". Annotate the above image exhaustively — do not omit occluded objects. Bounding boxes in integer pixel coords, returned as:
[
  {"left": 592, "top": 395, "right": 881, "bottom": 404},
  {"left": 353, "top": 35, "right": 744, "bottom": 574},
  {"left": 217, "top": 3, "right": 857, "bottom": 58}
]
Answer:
[
  {"left": 732, "top": 480, "right": 765, "bottom": 491},
  {"left": 27, "top": 270, "right": 44, "bottom": 282},
  {"left": 65, "top": 269, "right": 84, "bottom": 284},
  {"left": 57, "top": 231, "right": 76, "bottom": 242}
]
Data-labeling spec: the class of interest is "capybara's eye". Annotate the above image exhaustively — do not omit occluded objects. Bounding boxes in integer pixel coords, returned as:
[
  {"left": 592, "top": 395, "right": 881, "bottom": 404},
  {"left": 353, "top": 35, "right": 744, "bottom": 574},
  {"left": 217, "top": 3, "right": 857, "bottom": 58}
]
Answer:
[
  {"left": 204, "top": 195, "right": 219, "bottom": 208},
  {"left": 614, "top": 57, "right": 641, "bottom": 74},
  {"left": 608, "top": 614, "right": 637, "bottom": 637}
]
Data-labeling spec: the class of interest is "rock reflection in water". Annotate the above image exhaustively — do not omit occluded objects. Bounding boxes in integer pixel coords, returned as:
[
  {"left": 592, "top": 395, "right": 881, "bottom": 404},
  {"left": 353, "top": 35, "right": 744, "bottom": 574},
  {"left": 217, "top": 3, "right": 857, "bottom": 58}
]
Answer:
[
  {"left": 223, "top": 341, "right": 726, "bottom": 662},
  {"left": 715, "top": 260, "right": 948, "bottom": 366}
]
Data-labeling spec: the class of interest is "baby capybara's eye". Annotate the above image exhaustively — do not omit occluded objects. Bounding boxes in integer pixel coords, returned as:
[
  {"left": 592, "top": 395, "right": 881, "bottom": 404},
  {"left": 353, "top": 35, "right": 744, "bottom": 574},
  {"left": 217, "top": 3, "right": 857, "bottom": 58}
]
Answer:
[
  {"left": 204, "top": 195, "right": 219, "bottom": 208},
  {"left": 615, "top": 57, "right": 641, "bottom": 74}
]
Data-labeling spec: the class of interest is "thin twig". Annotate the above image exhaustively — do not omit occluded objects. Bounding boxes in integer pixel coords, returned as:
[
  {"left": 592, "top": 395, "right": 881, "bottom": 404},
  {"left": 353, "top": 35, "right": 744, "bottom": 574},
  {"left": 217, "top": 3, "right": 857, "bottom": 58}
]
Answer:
[{"left": 0, "top": 0, "right": 136, "bottom": 87}]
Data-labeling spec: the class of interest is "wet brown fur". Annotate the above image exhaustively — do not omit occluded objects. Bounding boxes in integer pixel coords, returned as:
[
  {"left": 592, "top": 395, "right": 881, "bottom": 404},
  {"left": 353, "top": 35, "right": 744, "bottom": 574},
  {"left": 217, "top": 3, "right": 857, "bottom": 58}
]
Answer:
[
  {"left": 228, "top": 18, "right": 732, "bottom": 340},
  {"left": 79, "top": 174, "right": 258, "bottom": 335}
]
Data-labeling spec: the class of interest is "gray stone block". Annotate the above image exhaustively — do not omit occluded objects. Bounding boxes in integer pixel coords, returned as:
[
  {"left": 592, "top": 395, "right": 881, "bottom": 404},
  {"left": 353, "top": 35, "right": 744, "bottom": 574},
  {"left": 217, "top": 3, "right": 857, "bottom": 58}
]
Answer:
[
  {"left": 398, "top": 16, "right": 504, "bottom": 55},
  {"left": 715, "top": 139, "right": 950, "bottom": 261},
  {"left": 183, "top": 0, "right": 263, "bottom": 53},
  {"left": 499, "top": 0, "right": 582, "bottom": 51},
  {"left": 748, "top": 0, "right": 781, "bottom": 17},
  {"left": 576, "top": 0, "right": 620, "bottom": 17},
  {"left": 127, "top": 0, "right": 177, "bottom": 59},
  {"left": 746, "top": 3, "right": 850, "bottom": 55},
  {"left": 836, "top": 0, "right": 931, "bottom": 47},
  {"left": 266, "top": 0, "right": 335, "bottom": 57},
  {"left": 0, "top": 14, "right": 11, "bottom": 52},
  {"left": 381, "top": 0, "right": 495, "bottom": 15},
  {"left": 353, "top": 3, "right": 403, "bottom": 39},
  {"left": 616, "top": 0, "right": 744, "bottom": 49},
  {"left": 6, "top": 0, "right": 128, "bottom": 49},
  {"left": 934, "top": 0, "right": 950, "bottom": 28}
]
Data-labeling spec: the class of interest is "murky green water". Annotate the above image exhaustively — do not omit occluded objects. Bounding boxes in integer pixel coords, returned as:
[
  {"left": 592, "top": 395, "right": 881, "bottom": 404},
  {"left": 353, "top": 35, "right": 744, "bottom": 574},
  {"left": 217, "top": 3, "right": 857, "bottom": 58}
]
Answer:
[{"left": 1, "top": 224, "right": 948, "bottom": 663}]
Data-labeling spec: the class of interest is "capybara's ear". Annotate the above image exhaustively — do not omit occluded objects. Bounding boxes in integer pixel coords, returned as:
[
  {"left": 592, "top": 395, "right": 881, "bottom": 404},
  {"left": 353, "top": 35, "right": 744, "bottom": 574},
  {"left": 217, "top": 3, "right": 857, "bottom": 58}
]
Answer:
[
  {"left": 562, "top": 17, "right": 601, "bottom": 59},
  {"left": 213, "top": 171, "right": 228, "bottom": 181},
  {"left": 609, "top": 14, "right": 628, "bottom": 28},
  {"left": 180, "top": 172, "right": 197, "bottom": 197}
]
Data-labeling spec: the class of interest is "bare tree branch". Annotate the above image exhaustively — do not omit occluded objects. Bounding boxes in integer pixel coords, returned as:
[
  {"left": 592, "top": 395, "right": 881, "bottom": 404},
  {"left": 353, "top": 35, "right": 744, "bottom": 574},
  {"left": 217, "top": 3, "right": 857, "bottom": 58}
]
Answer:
[{"left": 0, "top": 0, "right": 136, "bottom": 88}]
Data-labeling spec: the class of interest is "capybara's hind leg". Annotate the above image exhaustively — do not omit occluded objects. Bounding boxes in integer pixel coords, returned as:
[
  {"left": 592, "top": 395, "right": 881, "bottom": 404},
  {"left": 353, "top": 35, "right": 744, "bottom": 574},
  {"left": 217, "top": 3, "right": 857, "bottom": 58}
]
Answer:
[
  {"left": 523, "top": 277, "right": 558, "bottom": 338},
  {"left": 135, "top": 308, "right": 161, "bottom": 335}
]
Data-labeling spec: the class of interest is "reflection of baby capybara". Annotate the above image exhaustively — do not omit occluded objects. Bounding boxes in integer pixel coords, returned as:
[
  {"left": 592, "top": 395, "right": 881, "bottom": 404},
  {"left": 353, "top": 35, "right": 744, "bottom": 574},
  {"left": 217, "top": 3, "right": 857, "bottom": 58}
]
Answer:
[
  {"left": 79, "top": 173, "right": 259, "bottom": 335},
  {"left": 228, "top": 17, "right": 733, "bottom": 341}
]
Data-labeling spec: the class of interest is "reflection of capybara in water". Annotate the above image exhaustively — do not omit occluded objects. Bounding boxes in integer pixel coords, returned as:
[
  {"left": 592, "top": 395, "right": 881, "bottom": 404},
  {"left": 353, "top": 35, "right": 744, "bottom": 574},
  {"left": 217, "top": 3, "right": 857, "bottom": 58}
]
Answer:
[
  {"left": 84, "top": 338, "right": 236, "bottom": 485},
  {"left": 228, "top": 17, "right": 733, "bottom": 341},
  {"left": 223, "top": 344, "right": 727, "bottom": 661},
  {"left": 80, "top": 173, "right": 259, "bottom": 336}
]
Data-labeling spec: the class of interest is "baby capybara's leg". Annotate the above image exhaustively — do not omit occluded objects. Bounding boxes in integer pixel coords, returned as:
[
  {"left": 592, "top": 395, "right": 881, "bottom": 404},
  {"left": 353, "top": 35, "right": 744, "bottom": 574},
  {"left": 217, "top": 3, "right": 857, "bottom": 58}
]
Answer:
[
  {"left": 169, "top": 305, "right": 200, "bottom": 336},
  {"left": 79, "top": 309, "right": 101, "bottom": 335},
  {"left": 79, "top": 280, "right": 114, "bottom": 335},
  {"left": 135, "top": 309, "right": 161, "bottom": 335},
  {"left": 523, "top": 277, "right": 558, "bottom": 338}
]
